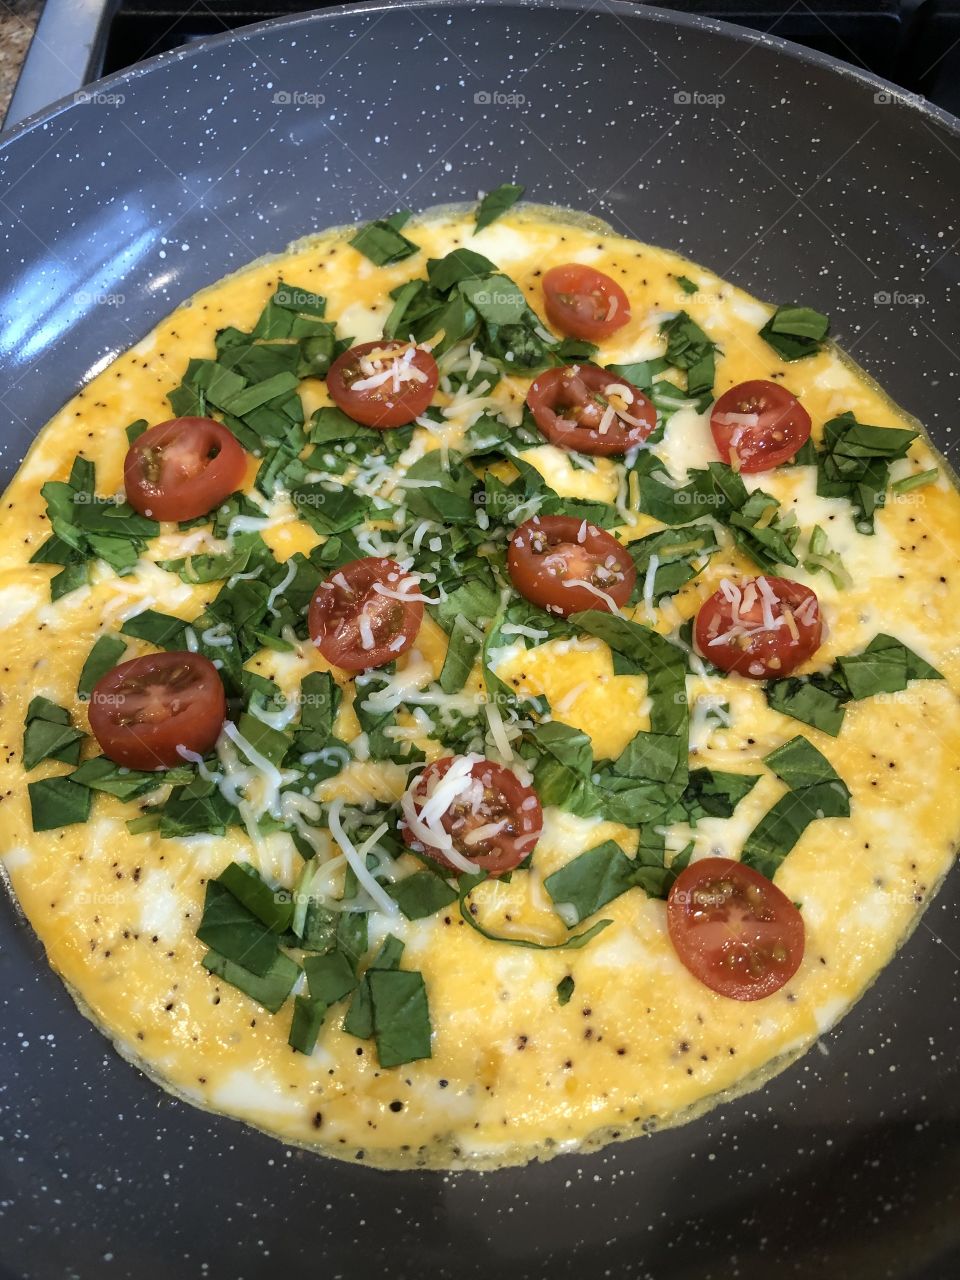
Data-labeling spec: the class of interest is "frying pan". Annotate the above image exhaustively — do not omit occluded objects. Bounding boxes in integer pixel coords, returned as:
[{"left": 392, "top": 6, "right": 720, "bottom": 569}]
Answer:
[{"left": 1, "top": 3, "right": 959, "bottom": 1276}]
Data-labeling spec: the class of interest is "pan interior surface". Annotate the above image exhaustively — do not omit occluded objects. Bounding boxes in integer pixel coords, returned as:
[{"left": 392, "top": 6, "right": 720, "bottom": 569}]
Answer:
[{"left": 0, "top": 3, "right": 958, "bottom": 1277}]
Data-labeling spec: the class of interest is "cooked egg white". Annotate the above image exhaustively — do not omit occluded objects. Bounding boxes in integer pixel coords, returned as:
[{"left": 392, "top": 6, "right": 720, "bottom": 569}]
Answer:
[{"left": 1, "top": 205, "right": 959, "bottom": 1169}]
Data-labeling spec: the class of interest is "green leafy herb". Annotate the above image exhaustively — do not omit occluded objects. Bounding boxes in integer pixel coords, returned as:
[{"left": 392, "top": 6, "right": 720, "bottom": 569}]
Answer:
[
  {"left": 626, "top": 523, "right": 719, "bottom": 603},
  {"left": 386, "top": 871, "right": 458, "bottom": 920},
  {"left": 556, "top": 975, "right": 575, "bottom": 1006},
  {"left": 475, "top": 182, "right": 524, "bottom": 233},
  {"left": 31, "top": 457, "right": 159, "bottom": 597},
  {"left": 77, "top": 634, "right": 127, "bottom": 699},
  {"left": 675, "top": 275, "right": 698, "bottom": 295},
  {"left": 349, "top": 214, "right": 418, "bottom": 266},
  {"left": 837, "top": 633, "right": 941, "bottom": 700},
  {"left": 288, "top": 995, "right": 325, "bottom": 1055},
  {"left": 195, "top": 880, "right": 283, "bottom": 976},
  {"left": 759, "top": 304, "right": 830, "bottom": 361},
  {"left": 524, "top": 721, "right": 601, "bottom": 818},
  {"left": 202, "top": 948, "right": 299, "bottom": 1015},
  {"left": 741, "top": 736, "right": 851, "bottom": 880},
  {"left": 343, "top": 934, "right": 405, "bottom": 1040},
  {"left": 543, "top": 841, "right": 641, "bottom": 923},
  {"left": 766, "top": 674, "right": 848, "bottom": 737},
  {"left": 368, "top": 969, "right": 433, "bottom": 1068},
  {"left": 28, "top": 774, "right": 92, "bottom": 830},
  {"left": 22, "top": 697, "right": 85, "bottom": 770},
  {"left": 816, "top": 411, "right": 917, "bottom": 532},
  {"left": 659, "top": 311, "right": 716, "bottom": 402},
  {"left": 303, "top": 950, "right": 358, "bottom": 1006},
  {"left": 71, "top": 756, "right": 192, "bottom": 799},
  {"left": 120, "top": 609, "right": 187, "bottom": 649},
  {"left": 217, "top": 861, "right": 294, "bottom": 934},
  {"left": 459, "top": 871, "right": 613, "bottom": 950}
]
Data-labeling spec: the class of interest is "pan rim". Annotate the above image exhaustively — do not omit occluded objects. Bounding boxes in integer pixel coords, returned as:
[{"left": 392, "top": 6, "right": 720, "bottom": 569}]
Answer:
[{"left": 2, "top": 0, "right": 959, "bottom": 151}]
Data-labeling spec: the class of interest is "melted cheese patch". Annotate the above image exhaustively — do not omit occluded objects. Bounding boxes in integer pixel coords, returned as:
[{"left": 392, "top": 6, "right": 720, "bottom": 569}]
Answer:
[{"left": 1, "top": 207, "right": 959, "bottom": 1171}]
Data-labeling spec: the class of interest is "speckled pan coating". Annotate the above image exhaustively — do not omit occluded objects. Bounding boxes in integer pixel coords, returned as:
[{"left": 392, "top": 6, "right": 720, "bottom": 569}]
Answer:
[{"left": 0, "top": 2, "right": 958, "bottom": 1277}]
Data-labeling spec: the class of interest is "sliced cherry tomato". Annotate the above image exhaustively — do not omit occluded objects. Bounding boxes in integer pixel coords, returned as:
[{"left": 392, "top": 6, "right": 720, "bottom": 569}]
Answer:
[
  {"left": 696, "top": 578, "right": 824, "bottom": 680},
  {"left": 88, "top": 652, "right": 227, "bottom": 770},
  {"left": 308, "top": 557, "right": 423, "bottom": 672},
  {"left": 326, "top": 340, "right": 439, "bottom": 428},
  {"left": 667, "top": 857, "right": 805, "bottom": 1000},
  {"left": 507, "top": 515, "right": 635, "bottom": 617},
  {"left": 694, "top": 575, "right": 822, "bottom": 680},
  {"left": 526, "top": 365, "right": 656, "bottom": 457},
  {"left": 400, "top": 755, "right": 543, "bottom": 876},
  {"left": 123, "top": 417, "right": 247, "bottom": 522},
  {"left": 542, "top": 263, "right": 631, "bottom": 341},
  {"left": 710, "top": 380, "right": 811, "bottom": 473}
]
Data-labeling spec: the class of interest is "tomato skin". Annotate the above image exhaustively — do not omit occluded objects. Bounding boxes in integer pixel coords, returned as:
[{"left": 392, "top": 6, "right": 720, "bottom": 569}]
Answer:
[
  {"left": 542, "top": 264, "right": 631, "bottom": 341},
  {"left": 400, "top": 755, "right": 543, "bottom": 876},
  {"left": 526, "top": 365, "right": 656, "bottom": 457},
  {"left": 710, "top": 380, "right": 811, "bottom": 473},
  {"left": 667, "top": 857, "right": 805, "bottom": 1001},
  {"left": 308, "top": 557, "right": 423, "bottom": 672},
  {"left": 124, "top": 418, "right": 247, "bottom": 522},
  {"left": 694, "top": 576, "right": 822, "bottom": 679},
  {"left": 326, "top": 340, "right": 439, "bottom": 428},
  {"left": 507, "top": 515, "right": 635, "bottom": 617},
  {"left": 88, "top": 652, "right": 227, "bottom": 770}
]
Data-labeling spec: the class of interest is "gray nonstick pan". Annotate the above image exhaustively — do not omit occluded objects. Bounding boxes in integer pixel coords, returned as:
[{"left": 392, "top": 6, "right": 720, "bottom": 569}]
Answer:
[{"left": 1, "top": 3, "right": 958, "bottom": 1277}]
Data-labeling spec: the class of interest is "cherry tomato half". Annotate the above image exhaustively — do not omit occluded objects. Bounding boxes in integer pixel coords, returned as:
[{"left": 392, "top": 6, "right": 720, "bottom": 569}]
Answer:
[
  {"left": 124, "top": 418, "right": 247, "bottom": 523},
  {"left": 710, "top": 380, "right": 811, "bottom": 473},
  {"left": 526, "top": 365, "right": 656, "bottom": 457},
  {"left": 88, "top": 652, "right": 227, "bottom": 770},
  {"left": 694, "top": 575, "right": 822, "bottom": 680},
  {"left": 308, "top": 557, "right": 424, "bottom": 672},
  {"left": 507, "top": 515, "right": 635, "bottom": 617},
  {"left": 326, "top": 340, "right": 439, "bottom": 428},
  {"left": 542, "top": 263, "right": 631, "bottom": 342},
  {"left": 667, "top": 857, "right": 805, "bottom": 1001},
  {"left": 400, "top": 755, "right": 543, "bottom": 876}
]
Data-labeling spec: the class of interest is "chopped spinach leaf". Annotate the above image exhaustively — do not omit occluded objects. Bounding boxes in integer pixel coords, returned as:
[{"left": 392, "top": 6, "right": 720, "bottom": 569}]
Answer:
[
  {"left": 837, "top": 633, "right": 941, "bottom": 700},
  {"left": 349, "top": 215, "right": 419, "bottom": 266},
  {"left": 759, "top": 304, "right": 830, "bottom": 361},
  {"left": 77, "top": 634, "right": 127, "bottom": 699},
  {"left": 368, "top": 968, "right": 433, "bottom": 1068},
  {"left": 28, "top": 774, "right": 92, "bottom": 830},
  {"left": 202, "top": 948, "right": 299, "bottom": 1015},
  {"left": 23, "top": 697, "right": 85, "bottom": 770},
  {"left": 741, "top": 735, "right": 851, "bottom": 880},
  {"left": 459, "top": 871, "right": 613, "bottom": 950},
  {"left": 816, "top": 411, "right": 917, "bottom": 533},
  {"left": 659, "top": 310, "right": 716, "bottom": 401},
  {"left": 386, "top": 871, "right": 458, "bottom": 920},
  {"left": 474, "top": 182, "right": 524, "bottom": 233}
]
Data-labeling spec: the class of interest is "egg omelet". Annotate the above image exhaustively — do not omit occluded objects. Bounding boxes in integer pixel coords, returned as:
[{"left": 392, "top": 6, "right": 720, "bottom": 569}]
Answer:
[{"left": 1, "top": 198, "right": 959, "bottom": 1171}]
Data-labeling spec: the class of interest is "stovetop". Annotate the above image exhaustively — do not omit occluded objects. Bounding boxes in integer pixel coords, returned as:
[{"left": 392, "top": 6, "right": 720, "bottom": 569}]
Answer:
[{"left": 5, "top": 0, "right": 960, "bottom": 129}]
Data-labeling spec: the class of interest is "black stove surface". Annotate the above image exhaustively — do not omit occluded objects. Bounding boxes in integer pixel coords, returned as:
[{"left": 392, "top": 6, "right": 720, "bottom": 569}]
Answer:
[{"left": 6, "top": 0, "right": 960, "bottom": 129}]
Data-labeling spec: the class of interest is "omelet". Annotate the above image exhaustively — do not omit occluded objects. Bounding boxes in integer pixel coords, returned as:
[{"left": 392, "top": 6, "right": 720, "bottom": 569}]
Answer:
[{"left": 1, "top": 195, "right": 958, "bottom": 1171}]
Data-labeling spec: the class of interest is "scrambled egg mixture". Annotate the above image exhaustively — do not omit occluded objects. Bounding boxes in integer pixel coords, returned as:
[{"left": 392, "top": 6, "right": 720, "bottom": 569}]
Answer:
[{"left": 1, "top": 203, "right": 959, "bottom": 1170}]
